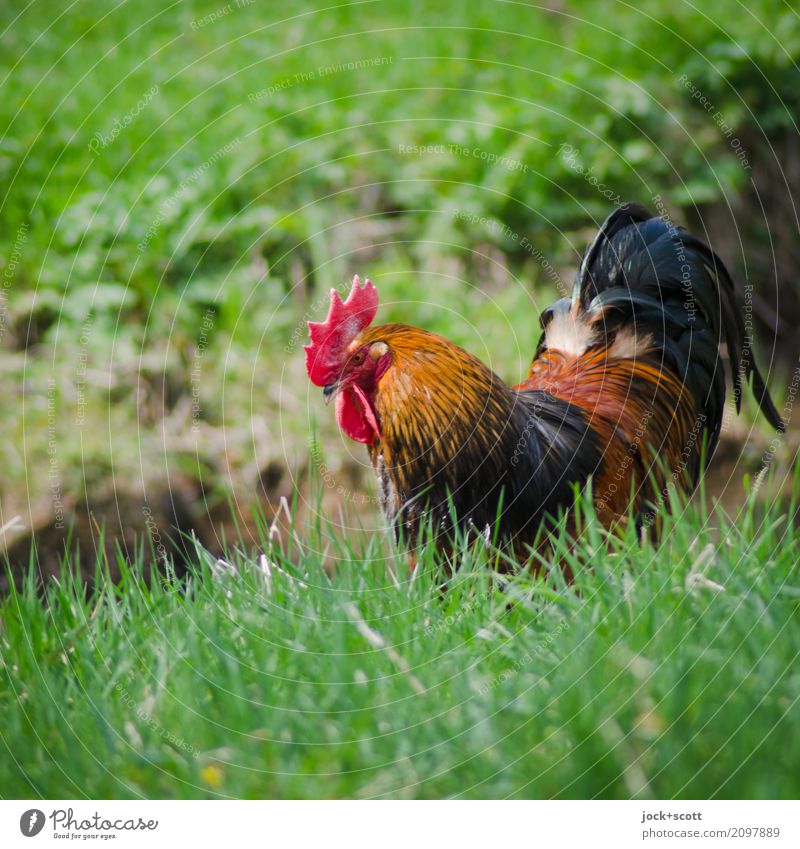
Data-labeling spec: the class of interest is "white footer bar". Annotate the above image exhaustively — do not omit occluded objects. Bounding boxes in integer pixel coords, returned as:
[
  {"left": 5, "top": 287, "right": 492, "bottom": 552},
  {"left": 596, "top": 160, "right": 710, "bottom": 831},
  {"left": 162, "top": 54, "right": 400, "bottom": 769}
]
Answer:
[{"left": 2, "top": 800, "right": 798, "bottom": 848}]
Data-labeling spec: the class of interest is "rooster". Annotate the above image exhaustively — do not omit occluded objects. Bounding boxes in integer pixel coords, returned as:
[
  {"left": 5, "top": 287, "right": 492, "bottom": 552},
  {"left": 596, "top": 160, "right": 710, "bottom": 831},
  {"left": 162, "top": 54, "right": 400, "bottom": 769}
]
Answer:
[{"left": 305, "top": 203, "right": 783, "bottom": 560}]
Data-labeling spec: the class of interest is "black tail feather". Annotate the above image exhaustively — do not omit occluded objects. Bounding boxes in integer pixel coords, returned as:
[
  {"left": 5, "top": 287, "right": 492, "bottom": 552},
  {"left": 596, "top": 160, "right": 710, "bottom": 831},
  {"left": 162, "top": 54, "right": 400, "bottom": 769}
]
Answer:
[{"left": 575, "top": 202, "right": 783, "bottom": 443}]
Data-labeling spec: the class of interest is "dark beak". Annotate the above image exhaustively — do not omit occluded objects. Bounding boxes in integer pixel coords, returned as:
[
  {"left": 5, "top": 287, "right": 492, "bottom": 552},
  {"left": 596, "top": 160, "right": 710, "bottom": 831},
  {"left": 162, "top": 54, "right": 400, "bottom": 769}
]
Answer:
[{"left": 322, "top": 382, "right": 339, "bottom": 405}]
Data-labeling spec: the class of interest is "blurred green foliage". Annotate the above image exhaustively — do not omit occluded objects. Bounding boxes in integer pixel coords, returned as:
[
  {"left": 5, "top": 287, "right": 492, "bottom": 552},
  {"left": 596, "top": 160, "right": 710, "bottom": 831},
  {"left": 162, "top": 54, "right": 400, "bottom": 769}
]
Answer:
[{"left": 0, "top": 0, "right": 797, "bottom": 515}]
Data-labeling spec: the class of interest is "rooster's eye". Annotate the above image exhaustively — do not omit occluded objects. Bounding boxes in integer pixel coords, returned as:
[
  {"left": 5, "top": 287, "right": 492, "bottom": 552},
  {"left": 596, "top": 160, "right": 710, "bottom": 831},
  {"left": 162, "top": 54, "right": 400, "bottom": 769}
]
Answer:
[{"left": 351, "top": 351, "right": 365, "bottom": 365}]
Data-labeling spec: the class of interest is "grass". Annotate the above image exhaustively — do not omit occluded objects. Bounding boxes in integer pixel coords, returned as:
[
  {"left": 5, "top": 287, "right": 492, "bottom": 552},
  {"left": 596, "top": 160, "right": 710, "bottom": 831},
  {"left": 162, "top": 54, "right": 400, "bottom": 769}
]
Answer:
[{"left": 2, "top": 469, "right": 799, "bottom": 799}]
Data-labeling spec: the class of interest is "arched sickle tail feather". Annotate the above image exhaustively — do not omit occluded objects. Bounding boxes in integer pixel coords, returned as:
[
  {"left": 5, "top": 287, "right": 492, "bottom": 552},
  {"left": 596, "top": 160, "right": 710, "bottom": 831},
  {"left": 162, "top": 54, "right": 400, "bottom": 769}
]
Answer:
[
  {"left": 573, "top": 202, "right": 652, "bottom": 308},
  {"left": 748, "top": 353, "right": 784, "bottom": 432},
  {"left": 573, "top": 202, "right": 783, "bottom": 437}
]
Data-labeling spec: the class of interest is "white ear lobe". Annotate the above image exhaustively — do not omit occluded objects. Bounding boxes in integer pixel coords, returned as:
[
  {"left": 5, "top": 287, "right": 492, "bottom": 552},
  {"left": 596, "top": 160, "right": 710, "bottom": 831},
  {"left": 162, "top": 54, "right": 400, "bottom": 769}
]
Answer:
[{"left": 370, "top": 341, "right": 389, "bottom": 359}]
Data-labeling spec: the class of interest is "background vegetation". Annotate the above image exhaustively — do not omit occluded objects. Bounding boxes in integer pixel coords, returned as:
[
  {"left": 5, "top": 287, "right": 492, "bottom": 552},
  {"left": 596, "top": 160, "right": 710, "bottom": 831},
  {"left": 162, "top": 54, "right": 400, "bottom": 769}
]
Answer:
[{"left": 1, "top": 0, "right": 798, "bottom": 798}]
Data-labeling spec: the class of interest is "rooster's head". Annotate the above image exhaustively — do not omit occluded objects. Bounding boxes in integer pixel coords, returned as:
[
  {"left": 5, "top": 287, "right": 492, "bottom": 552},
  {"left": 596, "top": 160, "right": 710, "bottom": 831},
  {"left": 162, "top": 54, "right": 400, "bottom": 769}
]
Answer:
[{"left": 305, "top": 275, "right": 390, "bottom": 444}]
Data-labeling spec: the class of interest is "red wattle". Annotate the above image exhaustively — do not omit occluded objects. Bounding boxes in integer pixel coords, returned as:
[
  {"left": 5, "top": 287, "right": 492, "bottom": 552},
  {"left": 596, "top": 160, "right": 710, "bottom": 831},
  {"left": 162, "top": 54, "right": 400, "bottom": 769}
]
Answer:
[{"left": 335, "top": 384, "right": 381, "bottom": 444}]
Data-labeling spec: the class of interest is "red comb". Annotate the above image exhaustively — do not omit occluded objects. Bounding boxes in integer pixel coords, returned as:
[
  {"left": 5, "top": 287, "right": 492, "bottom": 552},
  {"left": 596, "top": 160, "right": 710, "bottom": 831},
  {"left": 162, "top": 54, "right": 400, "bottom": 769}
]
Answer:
[{"left": 304, "top": 275, "right": 379, "bottom": 386}]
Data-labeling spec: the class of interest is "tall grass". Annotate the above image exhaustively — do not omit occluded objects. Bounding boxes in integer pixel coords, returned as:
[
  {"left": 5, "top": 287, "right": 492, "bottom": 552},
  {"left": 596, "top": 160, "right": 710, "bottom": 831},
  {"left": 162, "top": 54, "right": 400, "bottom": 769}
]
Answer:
[{"left": 2, "top": 466, "right": 798, "bottom": 799}]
